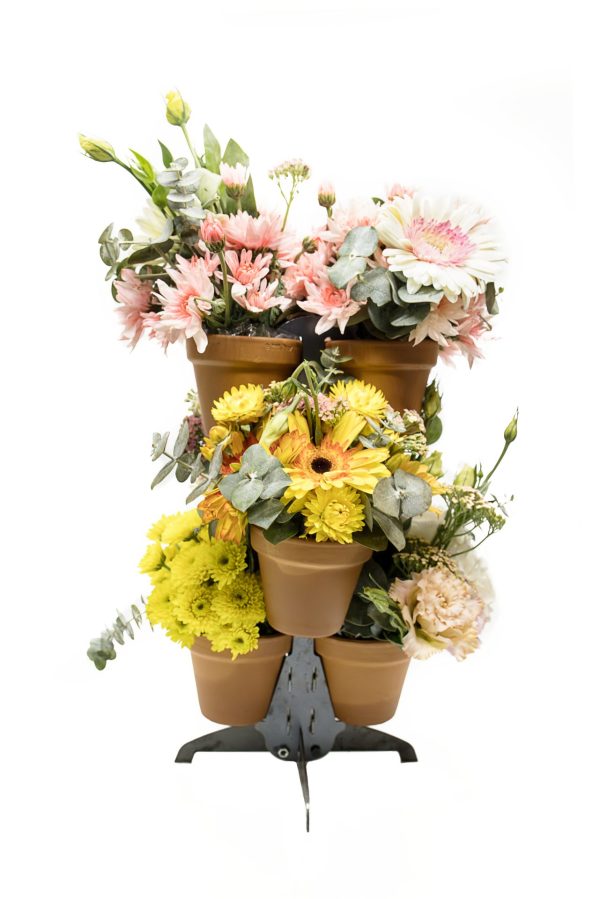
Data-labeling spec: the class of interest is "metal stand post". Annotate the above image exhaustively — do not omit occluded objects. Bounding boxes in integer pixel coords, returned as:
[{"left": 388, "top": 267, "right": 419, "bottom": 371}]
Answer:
[{"left": 176, "top": 638, "right": 417, "bottom": 831}]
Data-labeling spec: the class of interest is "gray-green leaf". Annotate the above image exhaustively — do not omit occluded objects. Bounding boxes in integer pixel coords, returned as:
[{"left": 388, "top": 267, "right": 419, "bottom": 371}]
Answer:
[
  {"left": 338, "top": 226, "right": 379, "bottom": 258},
  {"left": 151, "top": 459, "right": 176, "bottom": 489},
  {"left": 328, "top": 255, "right": 367, "bottom": 288}
]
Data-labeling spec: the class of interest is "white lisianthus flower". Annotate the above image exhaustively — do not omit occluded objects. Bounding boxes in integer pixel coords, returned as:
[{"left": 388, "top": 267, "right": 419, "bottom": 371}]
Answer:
[
  {"left": 407, "top": 509, "right": 444, "bottom": 543},
  {"left": 197, "top": 169, "right": 222, "bottom": 205},
  {"left": 135, "top": 201, "right": 173, "bottom": 243},
  {"left": 377, "top": 194, "right": 506, "bottom": 303}
]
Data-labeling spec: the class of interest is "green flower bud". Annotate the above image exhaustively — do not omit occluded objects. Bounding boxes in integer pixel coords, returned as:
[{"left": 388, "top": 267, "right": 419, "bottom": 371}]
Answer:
[
  {"left": 504, "top": 410, "right": 519, "bottom": 444},
  {"left": 79, "top": 134, "right": 116, "bottom": 162},
  {"left": 165, "top": 90, "right": 191, "bottom": 126},
  {"left": 454, "top": 464, "right": 476, "bottom": 487},
  {"left": 302, "top": 236, "right": 318, "bottom": 254},
  {"left": 425, "top": 451, "right": 443, "bottom": 479},
  {"left": 423, "top": 380, "right": 442, "bottom": 419},
  {"left": 259, "top": 410, "right": 290, "bottom": 449}
]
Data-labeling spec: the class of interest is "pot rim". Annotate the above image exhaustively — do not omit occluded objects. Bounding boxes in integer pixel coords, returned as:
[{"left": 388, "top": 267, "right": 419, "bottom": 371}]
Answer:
[
  {"left": 315, "top": 634, "right": 409, "bottom": 662},
  {"left": 324, "top": 336, "right": 438, "bottom": 364},
  {"left": 250, "top": 526, "right": 373, "bottom": 564},
  {"left": 191, "top": 632, "right": 292, "bottom": 662}
]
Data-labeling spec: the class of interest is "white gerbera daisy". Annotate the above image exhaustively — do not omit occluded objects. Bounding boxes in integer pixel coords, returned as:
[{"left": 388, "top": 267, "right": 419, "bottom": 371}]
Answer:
[{"left": 376, "top": 195, "right": 505, "bottom": 302}]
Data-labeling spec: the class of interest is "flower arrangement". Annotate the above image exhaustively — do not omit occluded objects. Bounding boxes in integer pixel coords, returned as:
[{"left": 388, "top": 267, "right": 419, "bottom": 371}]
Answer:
[{"left": 81, "top": 92, "right": 505, "bottom": 363}]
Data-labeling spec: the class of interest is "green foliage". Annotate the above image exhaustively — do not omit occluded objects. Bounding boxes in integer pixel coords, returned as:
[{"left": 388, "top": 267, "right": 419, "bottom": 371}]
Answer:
[
  {"left": 150, "top": 420, "right": 210, "bottom": 500},
  {"left": 219, "top": 445, "right": 290, "bottom": 520},
  {"left": 422, "top": 380, "right": 443, "bottom": 445},
  {"left": 87, "top": 602, "right": 146, "bottom": 670},
  {"left": 328, "top": 226, "right": 378, "bottom": 288},
  {"left": 203, "top": 125, "right": 221, "bottom": 173},
  {"left": 340, "top": 560, "right": 408, "bottom": 643}
]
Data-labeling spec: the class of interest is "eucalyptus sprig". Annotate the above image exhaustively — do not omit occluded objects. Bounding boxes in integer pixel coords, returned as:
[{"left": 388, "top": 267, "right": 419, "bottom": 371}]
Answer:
[{"left": 87, "top": 602, "right": 146, "bottom": 671}]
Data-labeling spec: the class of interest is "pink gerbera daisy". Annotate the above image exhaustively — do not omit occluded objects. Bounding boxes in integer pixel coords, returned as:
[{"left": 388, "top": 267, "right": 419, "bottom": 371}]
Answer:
[
  {"left": 155, "top": 255, "right": 214, "bottom": 352},
  {"left": 224, "top": 249, "right": 273, "bottom": 297},
  {"left": 114, "top": 269, "right": 153, "bottom": 348}
]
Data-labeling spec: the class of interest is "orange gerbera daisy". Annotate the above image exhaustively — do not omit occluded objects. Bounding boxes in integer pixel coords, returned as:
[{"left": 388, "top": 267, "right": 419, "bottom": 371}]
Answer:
[
  {"left": 197, "top": 489, "right": 247, "bottom": 543},
  {"left": 283, "top": 435, "right": 391, "bottom": 507}
]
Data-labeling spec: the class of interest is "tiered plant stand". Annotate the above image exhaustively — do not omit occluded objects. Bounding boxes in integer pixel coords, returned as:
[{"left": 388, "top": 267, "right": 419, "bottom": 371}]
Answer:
[{"left": 176, "top": 637, "right": 417, "bottom": 831}]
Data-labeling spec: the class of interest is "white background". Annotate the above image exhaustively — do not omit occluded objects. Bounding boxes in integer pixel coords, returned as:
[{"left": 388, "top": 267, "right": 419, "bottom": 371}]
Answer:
[{"left": 1, "top": 2, "right": 596, "bottom": 897}]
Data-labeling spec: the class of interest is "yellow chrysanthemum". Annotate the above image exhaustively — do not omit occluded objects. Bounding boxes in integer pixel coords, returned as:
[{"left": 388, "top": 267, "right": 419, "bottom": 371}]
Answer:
[
  {"left": 211, "top": 384, "right": 265, "bottom": 425},
  {"left": 169, "top": 539, "right": 213, "bottom": 594},
  {"left": 283, "top": 435, "right": 391, "bottom": 506},
  {"left": 205, "top": 541, "right": 248, "bottom": 588},
  {"left": 146, "top": 514, "right": 170, "bottom": 541},
  {"left": 198, "top": 490, "right": 247, "bottom": 543},
  {"left": 386, "top": 453, "right": 447, "bottom": 494},
  {"left": 139, "top": 541, "right": 165, "bottom": 574},
  {"left": 146, "top": 580, "right": 173, "bottom": 628},
  {"left": 303, "top": 486, "right": 365, "bottom": 543},
  {"left": 210, "top": 573, "right": 265, "bottom": 628},
  {"left": 330, "top": 380, "right": 388, "bottom": 422},
  {"left": 161, "top": 509, "right": 202, "bottom": 544},
  {"left": 170, "top": 583, "right": 216, "bottom": 635},
  {"left": 205, "top": 623, "right": 261, "bottom": 659}
]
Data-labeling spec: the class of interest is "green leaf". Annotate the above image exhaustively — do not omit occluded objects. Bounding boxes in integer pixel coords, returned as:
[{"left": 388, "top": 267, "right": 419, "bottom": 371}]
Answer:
[
  {"left": 98, "top": 223, "right": 114, "bottom": 243},
  {"left": 186, "top": 481, "right": 208, "bottom": 503},
  {"left": 151, "top": 432, "right": 169, "bottom": 461},
  {"left": 222, "top": 138, "right": 249, "bottom": 168},
  {"left": 239, "top": 444, "right": 278, "bottom": 479},
  {"left": 203, "top": 125, "right": 221, "bottom": 173},
  {"left": 99, "top": 240, "right": 120, "bottom": 266},
  {"left": 392, "top": 470, "right": 432, "bottom": 518},
  {"left": 190, "top": 453, "right": 206, "bottom": 482},
  {"left": 328, "top": 255, "right": 367, "bottom": 288},
  {"left": 260, "top": 467, "right": 291, "bottom": 499},
  {"left": 247, "top": 498, "right": 285, "bottom": 528},
  {"left": 176, "top": 462, "right": 191, "bottom": 483},
  {"left": 263, "top": 518, "right": 301, "bottom": 544},
  {"left": 158, "top": 140, "right": 174, "bottom": 168},
  {"left": 397, "top": 284, "right": 444, "bottom": 305},
  {"left": 151, "top": 184, "right": 169, "bottom": 208},
  {"left": 207, "top": 443, "right": 224, "bottom": 484},
  {"left": 353, "top": 527, "right": 388, "bottom": 551},
  {"left": 125, "top": 240, "right": 173, "bottom": 266},
  {"left": 372, "top": 509, "right": 406, "bottom": 551},
  {"left": 372, "top": 477, "right": 401, "bottom": 518},
  {"left": 485, "top": 281, "right": 499, "bottom": 315},
  {"left": 351, "top": 268, "right": 393, "bottom": 306},
  {"left": 173, "top": 419, "right": 190, "bottom": 457},
  {"left": 219, "top": 471, "right": 243, "bottom": 502},
  {"left": 362, "top": 494, "right": 373, "bottom": 530},
  {"left": 338, "top": 226, "right": 379, "bottom": 258},
  {"left": 131, "top": 604, "right": 143, "bottom": 627},
  {"left": 117, "top": 228, "right": 133, "bottom": 243},
  {"left": 231, "top": 477, "right": 264, "bottom": 512},
  {"left": 425, "top": 415, "right": 443, "bottom": 445},
  {"left": 129, "top": 149, "right": 155, "bottom": 182},
  {"left": 151, "top": 459, "right": 176, "bottom": 489},
  {"left": 241, "top": 175, "right": 258, "bottom": 216},
  {"left": 389, "top": 303, "right": 429, "bottom": 328}
]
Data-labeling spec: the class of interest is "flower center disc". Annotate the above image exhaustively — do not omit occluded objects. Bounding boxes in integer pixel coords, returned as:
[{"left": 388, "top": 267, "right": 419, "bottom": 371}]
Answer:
[{"left": 311, "top": 457, "right": 333, "bottom": 474}]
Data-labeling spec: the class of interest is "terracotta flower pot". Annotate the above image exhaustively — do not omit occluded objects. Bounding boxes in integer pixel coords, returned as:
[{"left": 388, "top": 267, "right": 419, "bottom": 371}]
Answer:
[
  {"left": 251, "top": 527, "right": 372, "bottom": 637},
  {"left": 187, "top": 335, "right": 302, "bottom": 429},
  {"left": 324, "top": 338, "right": 438, "bottom": 412},
  {"left": 190, "top": 633, "right": 291, "bottom": 725},
  {"left": 315, "top": 636, "right": 410, "bottom": 725}
]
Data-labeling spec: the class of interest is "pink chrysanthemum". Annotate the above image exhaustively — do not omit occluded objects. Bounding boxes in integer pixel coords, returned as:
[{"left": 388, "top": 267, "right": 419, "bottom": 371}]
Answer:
[
  {"left": 223, "top": 211, "right": 297, "bottom": 263},
  {"left": 224, "top": 249, "right": 273, "bottom": 297},
  {"left": 297, "top": 278, "right": 363, "bottom": 334},
  {"left": 114, "top": 269, "right": 153, "bottom": 348},
  {"left": 282, "top": 247, "right": 329, "bottom": 300},
  {"left": 155, "top": 255, "right": 214, "bottom": 352},
  {"left": 320, "top": 198, "right": 381, "bottom": 250},
  {"left": 439, "top": 293, "right": 490, "bottom": 367},
  {"left": 378, "top": 195, "right": 505, "bottom": 302},
  {"left": 234, "top": 278, "right": 289, "bottom": 314}
]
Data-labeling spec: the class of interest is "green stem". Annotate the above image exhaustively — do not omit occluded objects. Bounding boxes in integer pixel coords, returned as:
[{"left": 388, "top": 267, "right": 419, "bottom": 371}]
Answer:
[
  {"left": 218, "top": 251, "right": 232, "bottom": 328},
  {"left": 449, "top": 529, "right": 494, "bottom": 558},
  {"left": 161, "top": 451, "right": 194, "bottom": 471},
  {"left": 180, "top": 123, "right": 201, "bottom": 168},
  {"left": 479, "top": 441, "right": 510, "bottom": 495},
  {"left": 114, "top": 158, "right": 154, "bottom": 197}
]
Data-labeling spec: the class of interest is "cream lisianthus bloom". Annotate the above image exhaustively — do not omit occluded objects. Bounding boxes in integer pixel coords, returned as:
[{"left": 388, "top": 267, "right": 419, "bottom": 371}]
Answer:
[
  {"left": 390, "top": 567, "right": 487, "bottom": 661},
  {"left": 377, "top": 194, "right": 505, "bottom": 303},
  {"left": 135, "top": 201, "right": 173, "bottom": 243}
]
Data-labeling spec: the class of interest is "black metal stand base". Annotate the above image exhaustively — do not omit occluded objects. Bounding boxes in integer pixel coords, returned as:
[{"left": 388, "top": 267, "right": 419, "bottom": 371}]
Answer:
[{"left": 175, "top": 637, "right": 417, "bottom": 830}]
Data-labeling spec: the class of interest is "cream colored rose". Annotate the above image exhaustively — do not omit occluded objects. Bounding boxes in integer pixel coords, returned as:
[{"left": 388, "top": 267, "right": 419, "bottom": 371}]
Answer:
[{"left": 390, "top": 567, "right": 486, "bottom": 661}]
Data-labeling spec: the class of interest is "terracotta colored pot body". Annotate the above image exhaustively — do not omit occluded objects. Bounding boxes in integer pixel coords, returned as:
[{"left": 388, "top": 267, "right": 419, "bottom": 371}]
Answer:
[
  {"left": 187, "top": 335, "right": 302, "bottom": 429},
  {"left": 251, "top": 527, "right": 372, "bottom": 637},
  {"left": 190, "top": 633, "right": 291, "bottom": 725},
  {"left": 325, "top": 338, "right": 438, "bottom": 412},
  {"left": 315, "top": 636, "right": 410, "bottom": 725}
]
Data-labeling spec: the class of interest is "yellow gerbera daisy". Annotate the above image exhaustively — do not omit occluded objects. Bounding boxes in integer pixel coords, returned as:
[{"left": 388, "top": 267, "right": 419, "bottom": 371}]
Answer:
[
  {"left": 303, "top": 486, "right": 365, "bottom": 543},
  {"left": 387, "top": 453, "right": 447, "bottom": 494},
  {"left": 283, "top": 435, "right": 391, "bottom": 506},
  {"left": 330, "top": 380, "right": 388, "bottom": 422},
  {"left": 211, "top": 384, "right": 265, "bottom": 425}
]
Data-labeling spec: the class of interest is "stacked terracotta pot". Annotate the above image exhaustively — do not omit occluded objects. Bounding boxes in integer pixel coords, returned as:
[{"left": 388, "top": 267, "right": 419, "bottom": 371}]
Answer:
[{"left": 187, "top": 332, "right": 438, "bottom": 727}]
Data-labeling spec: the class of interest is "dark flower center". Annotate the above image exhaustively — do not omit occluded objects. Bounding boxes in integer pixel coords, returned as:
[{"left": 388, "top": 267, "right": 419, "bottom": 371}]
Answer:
[{"left": 311, "top": 456, "right": 333, "bottom": 474}]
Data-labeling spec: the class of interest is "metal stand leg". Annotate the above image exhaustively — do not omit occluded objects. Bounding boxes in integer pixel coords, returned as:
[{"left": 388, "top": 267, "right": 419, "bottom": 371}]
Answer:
[{"left": 175, "top": 637, "right": 417, "bottom": 828}]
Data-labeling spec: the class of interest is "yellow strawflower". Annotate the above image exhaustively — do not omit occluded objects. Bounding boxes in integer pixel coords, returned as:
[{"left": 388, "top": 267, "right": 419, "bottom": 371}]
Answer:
[
  {"left": 330, "top": 380, "right": 388, "bottom": 422},
  {"left": 212, "top": 384, "right": 265, "bottom": 425},
  {"left": 303, "top": 486, "right": 365, "bottom": 543}
]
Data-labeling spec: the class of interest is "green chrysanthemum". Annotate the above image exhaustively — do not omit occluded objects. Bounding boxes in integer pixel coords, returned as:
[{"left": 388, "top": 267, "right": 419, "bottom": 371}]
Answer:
[
  {"left": 205, "top": 541, "right": 248, "bottom": 588},
  {"left": 211, "top": 573, "right": 265, "bottom": 628}
]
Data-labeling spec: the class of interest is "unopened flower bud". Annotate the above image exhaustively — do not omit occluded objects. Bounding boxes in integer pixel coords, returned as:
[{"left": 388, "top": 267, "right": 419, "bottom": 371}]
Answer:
[
  {"left": 454, "top": 464, "right": 476, "bottom": 487},
  {"left": 79, "top": 134, "right": 116, "bottom": 162},
  {"left": 200, "top": 215, "right": 225, "bottom": 252},
  {"left": 318, "top": 181, "right": 336, "bottom": 209},
  {"left": 423, "top": 380, "right": 442, "bottom": 419},
  {"left": 165, "top": 90, "right": 191, "bottom": 126},
  {"left": 302, "top": 236, "right": 318, "bottom": 254},
  {"left": 220, "top": 162, "right": 248, "bottom": 199},
  {"left": 504, "top": 410, "right": 518, "bottom": 444},
  {"left": 260, "top": 410, "right": 291, "bottom": 449},
  {"left": 426, "top": 451, "right": 443, "bottom": 479}
]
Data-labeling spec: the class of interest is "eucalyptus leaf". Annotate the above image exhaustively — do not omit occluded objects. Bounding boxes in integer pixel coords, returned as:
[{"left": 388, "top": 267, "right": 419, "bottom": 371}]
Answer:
[
  {"left": 239, "top": 444, "right": 278, "bottom": 479},
  {"left": 362, "top": 494, "right": 374, "bottom": 531},
  {"left": 263, "top": 518, "right": 301, "bottom": 544},
  {"left": 173, "top": 419, "right": 190, "bottom": 457},
  {"left": 219, "top": 471, "right": 243, "bottom": 502},
  {"left": 117, "top": 228, "right": 133, "bottom": 244},
  {"left": 190, "top": 453, "right": 206, "bottom": 482},
  {"left": 328, "top": 255, "right": 367, "bottom": 288},
  {"left": 372, "top": 477, "right": 401, "bottom": 518},
  {"left": 391, "top": 469, "right": 432, "bottom": 518},
  {"left": 351, "top": 268, "right": 393, "bottom": 306},
  {"left": 397, "top": 284, "right": 444, "bottom": 305},
  {"left": 425, "top": 416, "right": 443, "bottom": 444},
  {"left": 247, "top": 498, "right": 285, "bottom": 529},
  {"left": 231, "top": 477, "right": 264, "bottom": 512},
  {"left": 98, "top": 223, "right": 114, "bottom": 243},
  {"left": 151, "top": 432, "right": 169, "bottom": 461},
  {"left": 338, "top": 225, "right": 378, "bottom": 258},
  {"left": 389, "top": 303, "right": 430, "bottom": 328},
  {"left": 372, "top": 509, "right": 406, "bottom": 551},
  {"left": 353, "top": 527, "right": 389, "bottom": 551},
  {"left": 176, "top": 461, "right": 191, "bottom": 483},
  {"left": 206, "top": 443, "right": 224, "bottom": 483},
  {"left": 260, "top": 467, "right": 291, "bottom": 499},
  {"left": 186, "top": 481, "right": 208, "bottom": 503},
  {"left": 151, "top": 459, "right": 176, "bottom": 489}
]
